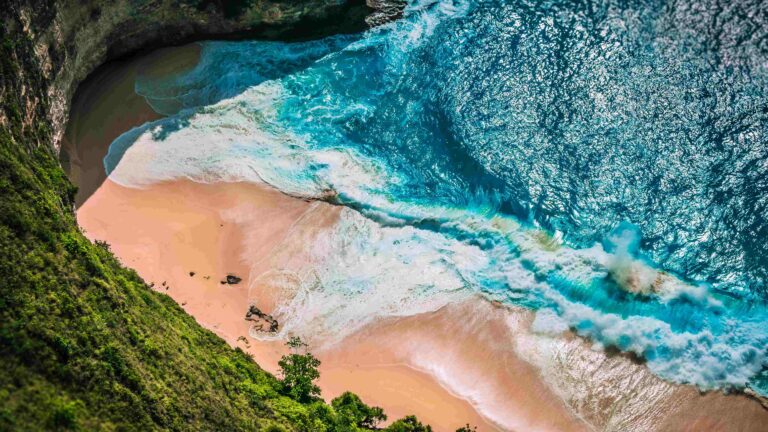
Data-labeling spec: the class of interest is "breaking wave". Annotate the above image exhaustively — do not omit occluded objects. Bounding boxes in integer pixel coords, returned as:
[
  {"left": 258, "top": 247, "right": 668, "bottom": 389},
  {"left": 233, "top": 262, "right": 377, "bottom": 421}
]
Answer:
[{"left": 106, "top": 0, "right": 768, "bottom": 396}]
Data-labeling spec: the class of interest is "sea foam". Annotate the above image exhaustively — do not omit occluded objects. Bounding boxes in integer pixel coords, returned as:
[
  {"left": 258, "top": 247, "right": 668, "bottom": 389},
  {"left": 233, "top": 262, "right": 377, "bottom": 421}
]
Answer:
[{"left": 106, "top": 0, "right": 768, "bottom": 397}]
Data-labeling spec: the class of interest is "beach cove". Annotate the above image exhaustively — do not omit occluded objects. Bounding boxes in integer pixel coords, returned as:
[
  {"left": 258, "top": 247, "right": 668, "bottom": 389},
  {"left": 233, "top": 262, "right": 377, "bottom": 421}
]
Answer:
[{"left": 68, "top": 32, "right": 768, "bottom": 432}]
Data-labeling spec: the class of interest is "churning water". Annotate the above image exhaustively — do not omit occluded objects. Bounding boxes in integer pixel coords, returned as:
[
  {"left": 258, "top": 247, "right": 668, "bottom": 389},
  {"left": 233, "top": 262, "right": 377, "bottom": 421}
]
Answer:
[{"left": 106, "top": 0, "right": 768, "bottom": 397}]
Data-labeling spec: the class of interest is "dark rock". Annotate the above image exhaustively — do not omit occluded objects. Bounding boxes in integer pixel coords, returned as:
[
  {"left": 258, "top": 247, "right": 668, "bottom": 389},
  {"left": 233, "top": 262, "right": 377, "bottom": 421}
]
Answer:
[
  {"left": 226, "top": 275, "right": 242, "bottom": 284},
  {"left": 365, "top": 0, "right": 407, "bottom": 27},
  {"left": 189, "top": 271, "right": 195, "bottom": 277},
  {"left": 245, "top": 305, "right": 279, "bottom": 333}
]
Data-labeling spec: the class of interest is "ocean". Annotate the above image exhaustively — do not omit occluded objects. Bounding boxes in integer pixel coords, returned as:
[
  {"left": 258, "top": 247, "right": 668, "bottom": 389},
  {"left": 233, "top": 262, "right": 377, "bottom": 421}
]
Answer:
[{"left": 104, "top": 0, "right": 768, "bottom": 397}]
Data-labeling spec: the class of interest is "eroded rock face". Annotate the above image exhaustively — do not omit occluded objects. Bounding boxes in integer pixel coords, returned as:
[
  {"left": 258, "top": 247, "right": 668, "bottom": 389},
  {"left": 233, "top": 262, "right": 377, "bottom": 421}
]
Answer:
[{"left": 1, "top": 0, "right": 373, "bottom": 151}]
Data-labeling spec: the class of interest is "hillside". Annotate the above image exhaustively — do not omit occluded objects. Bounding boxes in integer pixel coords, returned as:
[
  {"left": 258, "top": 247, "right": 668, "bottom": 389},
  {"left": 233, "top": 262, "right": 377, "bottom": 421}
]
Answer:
[{"left": 0, "top": 1, "right": 431, "bottom": 430}]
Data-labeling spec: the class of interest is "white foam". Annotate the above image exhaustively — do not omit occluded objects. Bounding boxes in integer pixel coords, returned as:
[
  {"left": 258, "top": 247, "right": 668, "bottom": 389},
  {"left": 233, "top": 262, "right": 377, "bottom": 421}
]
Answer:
[
  {"left": 248, "top": 207, "right": 478, "bottom": 344},
  {"left": 103, "top": 0, "right": 768, "bottom": 397}
]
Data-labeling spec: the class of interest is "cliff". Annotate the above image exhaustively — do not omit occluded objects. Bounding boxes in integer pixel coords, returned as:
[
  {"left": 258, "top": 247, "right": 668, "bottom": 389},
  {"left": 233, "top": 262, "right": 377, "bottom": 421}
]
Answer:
[
  {"left": 1, "top": 0, "right": 374, "bottom": 150},
  {"left": 0, "top": 1, "right": 419, "bottom": 431}
]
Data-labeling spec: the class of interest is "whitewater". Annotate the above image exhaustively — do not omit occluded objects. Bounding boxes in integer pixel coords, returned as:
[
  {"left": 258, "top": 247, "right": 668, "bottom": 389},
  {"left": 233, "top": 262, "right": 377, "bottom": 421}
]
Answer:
[{"left": 104, "top": 0, "right": 768, "bottom": 399}]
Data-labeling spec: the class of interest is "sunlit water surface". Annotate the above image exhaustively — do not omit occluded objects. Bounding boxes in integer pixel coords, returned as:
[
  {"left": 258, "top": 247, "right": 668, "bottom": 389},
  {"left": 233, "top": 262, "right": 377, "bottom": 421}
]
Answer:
[{"left": 106, "top": 0, "right": 768, "bottom": 397}]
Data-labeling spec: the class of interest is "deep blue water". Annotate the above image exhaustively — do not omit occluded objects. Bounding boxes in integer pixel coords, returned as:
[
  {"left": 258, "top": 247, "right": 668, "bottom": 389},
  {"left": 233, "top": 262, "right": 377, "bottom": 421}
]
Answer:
[{"left": 108, "top": 0, "right": 768, "bottom": 396}]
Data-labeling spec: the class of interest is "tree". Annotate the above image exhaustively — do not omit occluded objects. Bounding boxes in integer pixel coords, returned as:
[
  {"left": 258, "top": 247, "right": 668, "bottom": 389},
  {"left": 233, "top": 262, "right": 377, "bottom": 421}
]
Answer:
[
  {"left": 332, "top": 391, "right": 387, "bottom": 429},
  {"left": 385, "top": 415, "right": 433, "bottom": 432},
  {"left": 278, "top": 337, "right": 322, "bottom": 403},
  {"left": 456, "top": 425, "right": 477, "bottom": 432},
  {"left": 276, "top": 338, "right": 442, "bottom": 432}
]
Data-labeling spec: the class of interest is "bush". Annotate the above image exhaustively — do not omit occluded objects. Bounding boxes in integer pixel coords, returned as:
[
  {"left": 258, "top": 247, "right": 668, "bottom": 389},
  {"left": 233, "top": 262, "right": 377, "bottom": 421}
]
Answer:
[
  {"left": 332, "top": 391, "right": 387, "bottom": 429},
  {"left": 385, "top": 415, "right": 432, "bottom": 432},
  {"left": 278, "top": 337, "right": 322, "bottom": 403},
  {"left": 50, "top": 399, "right": 81, "bottom": 430}
]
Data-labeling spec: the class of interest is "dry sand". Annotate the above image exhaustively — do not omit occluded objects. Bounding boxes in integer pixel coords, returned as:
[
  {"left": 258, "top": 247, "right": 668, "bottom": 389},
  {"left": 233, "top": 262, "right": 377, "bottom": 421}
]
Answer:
[
  {"left": 78, "top": 178, "right": 768, "bottom": 432},
  {"left": 77, "top": 179, "right": 531, "bottom": 431},
  {"left": 77, "top": 179, "right": 304, "bottom": 370}
]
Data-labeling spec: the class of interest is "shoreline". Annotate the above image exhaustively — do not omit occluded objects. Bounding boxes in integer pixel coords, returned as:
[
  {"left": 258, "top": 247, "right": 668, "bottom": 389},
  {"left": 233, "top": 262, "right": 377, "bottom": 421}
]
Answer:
[
  {"left": 77, "top": 178, "right": 515, "bottom": 431},
  {"left": 69, "top": 41, "right": 768, "bottom": 432},
  {"left": 61, "top": 43, "right": 202, "bottom": 206},
  {"left": 77, "top": 178, "right": 768, "bottom": 432}
]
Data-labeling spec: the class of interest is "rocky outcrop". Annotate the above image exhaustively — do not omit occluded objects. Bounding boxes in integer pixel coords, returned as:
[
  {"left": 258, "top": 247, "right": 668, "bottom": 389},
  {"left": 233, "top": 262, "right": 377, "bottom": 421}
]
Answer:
[
  {"left": 221, "top": 274, "right": 243, "bottom": 285},
  {"left": 1, "top": 0, "right": 375, "bottom": 152},
  {"left": 245, "top": 304, "right": 279, "bottom": 333}
]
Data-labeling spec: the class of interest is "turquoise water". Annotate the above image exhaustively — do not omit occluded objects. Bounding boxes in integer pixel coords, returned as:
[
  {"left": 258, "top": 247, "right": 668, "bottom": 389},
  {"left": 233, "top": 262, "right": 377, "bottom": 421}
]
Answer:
[{"left": 107, "top": 0, "right": 768, "bottom": 396}]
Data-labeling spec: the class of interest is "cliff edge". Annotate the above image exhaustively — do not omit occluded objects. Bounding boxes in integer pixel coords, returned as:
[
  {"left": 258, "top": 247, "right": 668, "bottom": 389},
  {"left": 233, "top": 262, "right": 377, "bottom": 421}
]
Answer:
[{"left": 0, "top": 1, "right": 420, "bottom": 431}]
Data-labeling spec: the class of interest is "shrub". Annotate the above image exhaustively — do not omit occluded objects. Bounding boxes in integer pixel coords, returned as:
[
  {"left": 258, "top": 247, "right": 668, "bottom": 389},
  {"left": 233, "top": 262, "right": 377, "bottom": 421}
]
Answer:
[
  {"left": 50, "top": 399, "right": 81, "bottom": 430},
  {"left": 385, "top": 415, "right": 433, "bottom": 432},
  {"left": 332, "top": 391, "right": 387, "bottom": 429},
  {"left": 278, "top": 337, "right": 321, "bottom": 403}
]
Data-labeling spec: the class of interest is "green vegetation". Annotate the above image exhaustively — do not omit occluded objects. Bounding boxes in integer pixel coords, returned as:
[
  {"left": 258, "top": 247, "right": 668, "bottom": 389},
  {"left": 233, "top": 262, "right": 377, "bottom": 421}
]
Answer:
[
  {"left": 331, "top": 392, "right": 387, "bottom": 429},
  {"left": 0, "top": 122, "right": 301, "bottom": 430},
  {"left": 278, "top": 337, "right": 322, "bottom": 403},
  {"left": 0, "top": 118, "right": 449, "bottom": 431},
  {"left": 385, "top": 416, "right": 432, "bottom": 432},
  {"left": 0, "top": 17, "right": 450, "bottom": 432}
]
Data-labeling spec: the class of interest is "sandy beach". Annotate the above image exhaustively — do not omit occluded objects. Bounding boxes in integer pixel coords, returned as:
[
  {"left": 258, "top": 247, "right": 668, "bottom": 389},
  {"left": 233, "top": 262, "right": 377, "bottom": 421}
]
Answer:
[
  {"left": 61, "top": 43, "right": 201, "bottom": 206},
  {"left": 66, "top": 41, "right": 528, "bottom": 430},
  {"left": 76, "top": 177, "right": 768, "bottom": 432},
  {"left": 68, "top": 42, "right": 768, "bottom": 432},
  {"left": 77, "top": 178, "right": 537, "bottom": 431}
]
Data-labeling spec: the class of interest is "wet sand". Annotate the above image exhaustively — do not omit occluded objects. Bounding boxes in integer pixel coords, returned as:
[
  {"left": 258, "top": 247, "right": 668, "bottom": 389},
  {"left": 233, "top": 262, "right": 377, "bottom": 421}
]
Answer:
[
  {"left": 77, "top": 178, "right": 533, "bottom": 431},
  {"left": 77, "top": 178, "right": 768, "bottom": 432},
  {"left": 61, "top": 43, "right": 201, "bottom": 206},
  {"left": 318, "top": 301, "right": 587, "bottom": 431},
  {"left": 69, "top": 43, "right": 768, "bottom": 432}
]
